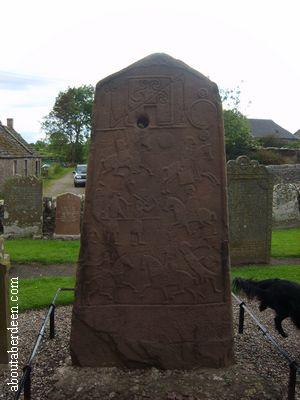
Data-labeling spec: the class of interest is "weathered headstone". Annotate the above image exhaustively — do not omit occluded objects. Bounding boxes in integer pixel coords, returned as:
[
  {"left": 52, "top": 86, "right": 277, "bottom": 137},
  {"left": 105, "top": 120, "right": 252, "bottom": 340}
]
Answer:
[
  {"left": 71, "top": 53, "right": 234, "bottom": 369},
  {"left": 54, "top": 193, "right": 81, "bottom": 238},
  {"left": 0, "top": 236, "right": 10, "bottom": 367},
  {"left": 227, "top": 156, "right": 273, "bottom": 264},
  {"left": 3, "top": 176, "right": 42, "bottom": 237},
  {"left": 272, "top": 183, "right": 300, "bottom": 227}
]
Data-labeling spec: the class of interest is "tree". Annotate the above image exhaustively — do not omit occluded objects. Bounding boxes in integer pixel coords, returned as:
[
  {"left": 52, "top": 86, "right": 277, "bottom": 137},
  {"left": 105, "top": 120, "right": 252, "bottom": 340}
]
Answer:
[
  {"left": 42, "top": 85, "right": 94, "bottom": 163},
  {"left": 220, "top": 87, "right": 257, "bottom": 160}
]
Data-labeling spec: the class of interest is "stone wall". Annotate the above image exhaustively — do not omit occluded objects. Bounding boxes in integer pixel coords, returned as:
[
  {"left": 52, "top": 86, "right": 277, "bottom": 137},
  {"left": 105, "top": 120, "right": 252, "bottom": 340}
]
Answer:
[
  {"left": 3, "top": 176, "right": 43, "bottom": 237},
  {"left": 0, "top": 194, "right": 84, "bottom": 238},
  {"left": 264, "top": 148, "right": 300, "bottom": 164},
  {"left": 266, "top": 164, "right": 300, "bottom": 184},
  {"left": 0, "top": 158, "right": 41, "bottom": 190}
]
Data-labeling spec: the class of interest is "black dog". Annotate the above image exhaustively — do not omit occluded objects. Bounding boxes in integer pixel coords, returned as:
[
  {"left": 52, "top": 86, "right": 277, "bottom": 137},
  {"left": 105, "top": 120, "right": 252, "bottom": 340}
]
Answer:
[{"left": 233, "top": 278, "right": 300, "bottom": 338}]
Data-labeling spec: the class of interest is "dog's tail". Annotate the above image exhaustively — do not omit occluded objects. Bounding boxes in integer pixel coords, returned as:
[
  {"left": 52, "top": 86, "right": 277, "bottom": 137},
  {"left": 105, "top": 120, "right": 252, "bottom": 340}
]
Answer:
[{"left": 232, "top": 277, "right": 264, "bottom": 300}]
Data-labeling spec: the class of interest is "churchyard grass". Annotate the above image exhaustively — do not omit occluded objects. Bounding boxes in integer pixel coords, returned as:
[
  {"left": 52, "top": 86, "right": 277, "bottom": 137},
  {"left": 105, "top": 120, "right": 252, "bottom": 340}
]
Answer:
[
  {"left": 16, "top": 276, "right": 75, "bottom": 311},
  {"left": 5, "top": 239, "right": 80, "bottom": 264},
  {"left": 271, "top": 227, "right": 300, "bottom": 258},
  {"left": 231, "top": 264, "right": 300, "bottom": 284}
]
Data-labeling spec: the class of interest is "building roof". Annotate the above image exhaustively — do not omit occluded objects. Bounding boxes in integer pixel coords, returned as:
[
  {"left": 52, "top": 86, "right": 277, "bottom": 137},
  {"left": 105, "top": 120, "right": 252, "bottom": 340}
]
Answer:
[
  {"left": 248, "top": 119, "right": 298, "bottom": 141},
  {"left": 294, "top": 129, "right": 300, "bottom": 139},
  {"left": 0, "top": 120, "right": 39, "bottom": 158}
]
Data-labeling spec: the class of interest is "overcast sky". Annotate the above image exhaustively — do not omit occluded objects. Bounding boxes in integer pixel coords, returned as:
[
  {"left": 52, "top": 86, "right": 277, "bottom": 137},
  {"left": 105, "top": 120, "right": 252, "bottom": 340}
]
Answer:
[{"left": 0, "top": 0, "right": 299, "bottom": 142}]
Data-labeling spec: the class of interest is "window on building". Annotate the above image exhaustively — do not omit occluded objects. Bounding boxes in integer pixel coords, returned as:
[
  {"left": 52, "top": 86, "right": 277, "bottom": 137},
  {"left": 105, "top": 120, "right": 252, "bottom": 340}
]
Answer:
[
  {"left": 13, "top": 160, "right": 18, "bottom": 175},
  {"left": 24, "top": 160, "right": 28, "bottom": 177},
  {"left": 35, "top": 160, "right": 39, "bottom": 176}
]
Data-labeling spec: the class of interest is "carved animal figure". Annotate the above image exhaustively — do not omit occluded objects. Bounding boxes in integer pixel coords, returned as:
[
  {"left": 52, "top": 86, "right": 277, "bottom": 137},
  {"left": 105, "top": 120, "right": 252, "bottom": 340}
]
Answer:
[
  {"left": 163, "top": 196, "right": 216, "bottom": 235},
  {"left": 83, "top": 268, "right": 115, "bottom": 304},
  {"left": 179, "top": 241, "right": 220, "bottom": 293},
  {"left": 140, "top": 255, "right": 200, "bottom": 302},
  {"left": 233, "top": 278, "right": 300, "bottom": 337}
]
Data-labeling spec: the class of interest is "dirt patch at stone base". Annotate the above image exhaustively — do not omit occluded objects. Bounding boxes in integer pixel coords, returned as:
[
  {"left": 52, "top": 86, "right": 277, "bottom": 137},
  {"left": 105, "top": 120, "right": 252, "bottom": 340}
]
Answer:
[{"left": 47, "top": 363, "right": 281, "bottom": 400}]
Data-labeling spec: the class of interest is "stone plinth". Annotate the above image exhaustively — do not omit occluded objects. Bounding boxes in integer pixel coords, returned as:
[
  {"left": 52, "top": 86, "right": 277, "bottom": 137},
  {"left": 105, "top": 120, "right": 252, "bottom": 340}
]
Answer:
[{"left": 70, "top": 53, "right": 234, "bottom": 369}]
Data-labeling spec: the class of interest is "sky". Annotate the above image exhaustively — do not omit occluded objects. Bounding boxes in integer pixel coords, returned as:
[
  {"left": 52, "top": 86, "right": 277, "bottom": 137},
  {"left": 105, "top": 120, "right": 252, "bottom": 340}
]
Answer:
[{"left": 0, "top": 0, "right": 299, "bottom": 143}]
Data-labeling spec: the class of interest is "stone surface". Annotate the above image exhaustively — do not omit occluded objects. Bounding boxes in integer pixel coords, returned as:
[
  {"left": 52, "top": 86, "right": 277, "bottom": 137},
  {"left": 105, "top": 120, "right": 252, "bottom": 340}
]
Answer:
[
  {"left": 272, "top": 183, "right": 300, "bottom": 227},
  {"left": 227, "top": 156, "right": 274, "bottom": 264},
  {"left": 0, "top": 236, "right": 10, "bottom": 367},
  {"left": 70, "top": 53, "right": 233, "bottom": 369},
  {"left": 54, "top": 193, "right": 81, "bottom": 237},
  {"left": 2, "top": 176, "right": 42, "bottom": 237},
  {"left": 266, "top": 164, "right": 300, "bottom": 184}
]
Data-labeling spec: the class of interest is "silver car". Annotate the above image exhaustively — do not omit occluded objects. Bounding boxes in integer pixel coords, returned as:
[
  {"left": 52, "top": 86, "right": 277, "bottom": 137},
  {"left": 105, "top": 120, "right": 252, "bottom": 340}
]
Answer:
[{"left": 73, "top": 164, "right": 87, "bottom": 187}]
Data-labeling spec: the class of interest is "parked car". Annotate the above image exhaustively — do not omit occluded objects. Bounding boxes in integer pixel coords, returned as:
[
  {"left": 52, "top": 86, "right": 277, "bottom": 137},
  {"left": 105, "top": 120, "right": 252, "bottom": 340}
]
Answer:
[{"left": 73, "top": 164, "right": 87, "bottom": 187}]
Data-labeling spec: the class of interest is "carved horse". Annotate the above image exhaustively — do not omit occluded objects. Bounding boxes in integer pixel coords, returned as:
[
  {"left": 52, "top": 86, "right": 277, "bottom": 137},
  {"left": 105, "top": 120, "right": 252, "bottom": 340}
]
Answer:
[{"left": 163, "top": 196, "right": 216, "bottom": 235}]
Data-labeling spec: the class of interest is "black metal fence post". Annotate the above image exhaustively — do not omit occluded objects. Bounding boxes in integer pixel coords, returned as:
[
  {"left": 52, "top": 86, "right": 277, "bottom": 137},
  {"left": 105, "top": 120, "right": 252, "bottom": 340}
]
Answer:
[
  {"left": 14, "top": 287, "right": 75, "bottom": 400},
  {"left": 238, "top": 302, "right": 245, "bottom": 334},
  {"left": 288, "top": 361, "right": 297, "bottom": 400},
  {"left": 23, "top": 365, "right": 31, "bottom": 400},
  {"left": 49, "top": 304, "right": 55, "bottom": 339}
]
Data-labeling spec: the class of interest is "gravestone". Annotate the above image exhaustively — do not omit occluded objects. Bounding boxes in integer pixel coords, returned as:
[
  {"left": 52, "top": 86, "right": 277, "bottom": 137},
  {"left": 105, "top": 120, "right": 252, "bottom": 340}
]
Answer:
[
  {"left": 272, "top": 183, "right": 300, "bottom": 227},
  {"left": 0, "top": 236, "right": 10, "bottom": 367},
  {"left": 3, "top": 176, "right": 42, "bottom": 237},
  {"left": 70, "top": 53, "right": 234, "bottom": 369},
  {"left": 54, "top": 193, "right": 81, "bottom": 238},
  {"left": 227, "top": 156, "right": 273, "bottom": 264}
]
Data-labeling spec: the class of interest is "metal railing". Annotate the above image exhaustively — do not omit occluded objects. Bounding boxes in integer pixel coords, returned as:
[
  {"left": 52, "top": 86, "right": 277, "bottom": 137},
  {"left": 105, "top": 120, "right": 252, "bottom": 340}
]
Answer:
[
  {"left": 232, "top": 292, "right": 299, "bottom": 400},
  {"left": 14, "top": 288, "right": 74, "bottom": 400}
]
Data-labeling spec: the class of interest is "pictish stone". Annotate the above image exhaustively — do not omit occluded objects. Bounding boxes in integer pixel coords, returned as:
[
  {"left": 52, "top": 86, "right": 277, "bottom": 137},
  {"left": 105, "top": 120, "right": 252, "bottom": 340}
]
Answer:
[{"left": 70, "top": 53, "right": 234, "bottom": 369}]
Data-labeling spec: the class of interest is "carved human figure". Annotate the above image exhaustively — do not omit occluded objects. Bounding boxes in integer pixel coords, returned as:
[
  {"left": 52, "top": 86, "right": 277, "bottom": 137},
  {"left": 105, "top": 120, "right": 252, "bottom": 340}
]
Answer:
[{"left": 109, "top": 192, "right": 130, "bottom": 218}]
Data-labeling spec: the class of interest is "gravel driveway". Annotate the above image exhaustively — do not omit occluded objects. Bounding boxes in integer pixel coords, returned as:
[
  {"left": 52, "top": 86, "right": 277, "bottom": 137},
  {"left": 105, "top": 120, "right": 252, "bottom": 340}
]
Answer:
[
  {"left": 0, "top": 298, "right": 299, "bottom": 400},
  {"left": 44, "top": 172, "right": 85, "bottom": 198}
]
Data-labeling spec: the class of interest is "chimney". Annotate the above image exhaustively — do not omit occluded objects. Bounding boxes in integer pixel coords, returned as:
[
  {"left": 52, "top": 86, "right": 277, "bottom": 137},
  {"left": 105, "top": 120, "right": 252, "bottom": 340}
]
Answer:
[{"left": 7, "top": 118, "right": 13, "bottom": 129}]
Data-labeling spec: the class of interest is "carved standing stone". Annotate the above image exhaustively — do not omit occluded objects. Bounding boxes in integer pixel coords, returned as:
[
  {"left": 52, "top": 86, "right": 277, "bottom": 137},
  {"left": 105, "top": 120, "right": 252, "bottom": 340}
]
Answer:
[
  {"left": 70, "top": 53, "right": 234, "bottom": 369},
  {"left": 0, "top": 236, "right": 10, "bottom": 367},
  {"left": 227, "top": 156, "right": 274, "bottom": 264},
  {"left": 54, "top": 193, "right": 81, "bottom": 238},
  {"left": 3, "top": 176, "right": 42, "bottom": 237}
]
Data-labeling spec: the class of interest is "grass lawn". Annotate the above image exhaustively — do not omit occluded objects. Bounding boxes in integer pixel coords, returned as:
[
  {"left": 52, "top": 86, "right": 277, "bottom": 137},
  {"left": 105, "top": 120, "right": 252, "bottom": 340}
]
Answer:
[
  {"left": 271, "top": 228, "right": 300, "bottom": 258},
  {"left": 5, "top": 239, "right": 80, "bottom": 264},
  {"left": 14, "top": 276, "right": 75, "bottom": 312},
  {"left": 231, "top": 264, "right": 300, "bottom": 284}
]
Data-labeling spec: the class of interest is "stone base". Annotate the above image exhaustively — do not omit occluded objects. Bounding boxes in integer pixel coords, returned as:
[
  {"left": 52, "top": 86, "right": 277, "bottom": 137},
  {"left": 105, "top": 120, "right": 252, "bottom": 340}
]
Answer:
[
  {"left": 53, "top": 234, "right": 80, "bottom": 240},
  {"left": 70, "top": 303, "right": 234, "bottom": 369}
]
